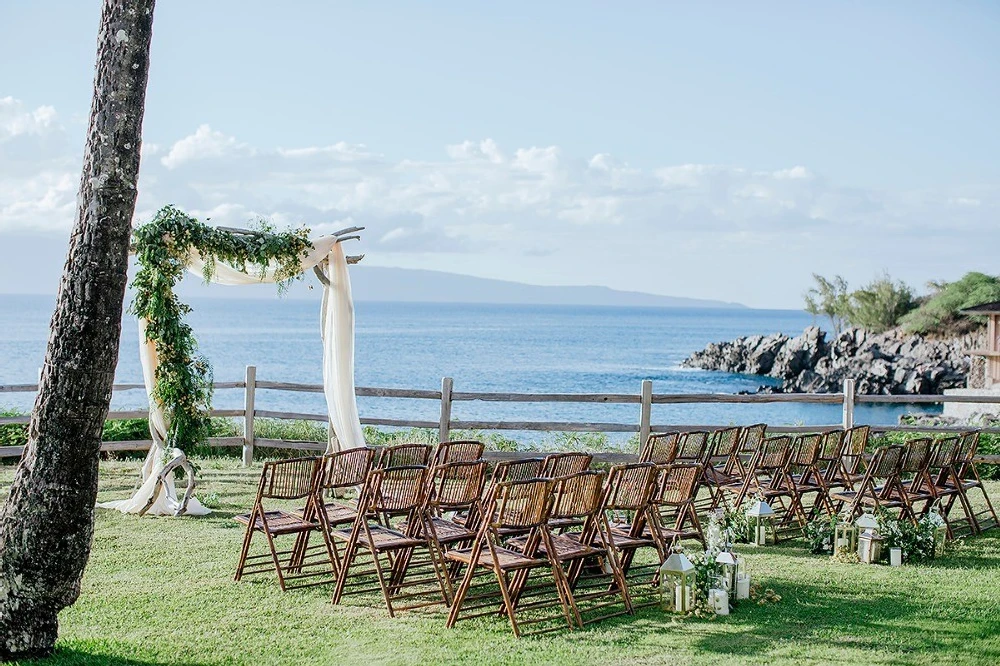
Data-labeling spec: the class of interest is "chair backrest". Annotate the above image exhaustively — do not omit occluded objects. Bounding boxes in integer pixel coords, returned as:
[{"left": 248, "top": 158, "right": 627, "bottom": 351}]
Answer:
[
  {"left": 818, "top": 430, "right": 845, "bottom": 462},
  {"left": 489, "top": 458, "right": 544, "bottom": 485},
  {"left": 432, "top": 439, "right": 485, "bottom": 467},
  {"left": 791, "top": 433, "right": 823, "bottom": 467},
  {"left": 868, "top": 445, "right": 904, "bottom": 479},
  {"left": 365, "top": 465, "right": 428, "bottom": 513},
  {"left": 321, "top": 447, "right": 375, "bottom": 491},
  {"left": 652, "top": 462, "right": 702, "bottom": 506},
  {"left": 709, "top": 426, "right": 741, "bottom": 460},
  {"left": 602, "top": 463, "right": 659, "bottom": 512},
  {"left": 843, "top": 425, "right": 871, "bottom": 456},
  {"left": 541, "top": 452, "right": 593, "bottom": 477},
  {"left": 259, "top": 457, "right": 321, "bottom": 500},
  {"left": 739, "top": 423, "right": 768, "bottom": 453},
  {"left": 754, "top": 436, "right": 792, "bottom": 471},
  {"left": 491, "top": 478, "right": 554, "bottom": 529},
  {"left": 549, "top": 470, "right": 606, "bottom": 520},
  {"left": 427, "top": 460, "right": 487, "bottom": 511},
  {"left": 640, "top": 432, "right": 679, "bottom": 465},
  {"left": 956, "top": 431, "right": 979, "bottom": 465},
  {"left": 676, "top": 431, "right": 710, "bottom": 462},
  {"left": 929, "top": 437, "right": 959, "bottom": 471},
  {"left": 377, "top": 443, "right": 432, "bottom": 468},
  {"left": 900, "top": 438, "right": 933, "bottom": 475}
]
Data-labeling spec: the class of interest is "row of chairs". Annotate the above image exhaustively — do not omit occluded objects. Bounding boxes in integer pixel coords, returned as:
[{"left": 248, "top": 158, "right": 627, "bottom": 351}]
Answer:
[
  {"left": 234, "top": 441, "right": 701, "bottom": 636},
  {"left": 638, "top": 425, "right": 997, "bottom": 540}
]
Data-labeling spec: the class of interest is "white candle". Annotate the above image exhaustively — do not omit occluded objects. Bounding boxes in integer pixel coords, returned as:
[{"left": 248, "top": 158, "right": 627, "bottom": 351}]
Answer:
[
  {"left": 890, "top": 548, "right": 902, "bottom": 567},
  {"left": 714, "top": 588, "right": 730, "bottom": 615},
  {"left": 736, "top": 574, "right": 750, "bottom": 600},
  {"left": 756, "top": 525, "right": 767, "bottom": 546},
  {"left": 674, "top": 582, "right": 684, "bottom": 612}
]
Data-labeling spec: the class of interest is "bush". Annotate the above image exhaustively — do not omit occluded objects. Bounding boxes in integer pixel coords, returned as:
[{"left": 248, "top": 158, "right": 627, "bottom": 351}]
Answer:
[
  {"left": 0, "top": 409, "right": 28, "bottom": 448},
  {"left": 847, "top": 274, "right": 916, "bottom": 333},
  {"left": 900, "top": 272, "right": 1000, "bottom": 335}
]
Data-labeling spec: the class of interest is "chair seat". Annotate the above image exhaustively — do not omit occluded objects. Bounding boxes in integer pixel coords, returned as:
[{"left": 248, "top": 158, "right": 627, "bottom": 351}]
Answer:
[
  {"left": 426, "top": 517, "right": 477, "bottom": 544},
  {"left": 330, "top": 524, "right": 424, "bottom": 551},
  {"left": 291, "top": 503, "right": 359, "bottom": 526},
  {"left": 608, "top": 524, "right": 656, "bottom": 549},
  {"left": 445, "top": 546, "right": 548, "bottom": 571},
  {"left": 234, "top": 510, "right": 317, "bottom": 535},
  {"left": 507, "top": 533, "right": 605, "bottom": 561},
  {"left": 549, "top": 517, "right": 585, "bottom": 530}
]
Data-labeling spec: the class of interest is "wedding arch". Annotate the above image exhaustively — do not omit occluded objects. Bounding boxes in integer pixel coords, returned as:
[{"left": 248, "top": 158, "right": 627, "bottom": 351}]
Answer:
[{"left": 99, "top": 205, "right": 365, "bottom": 517}]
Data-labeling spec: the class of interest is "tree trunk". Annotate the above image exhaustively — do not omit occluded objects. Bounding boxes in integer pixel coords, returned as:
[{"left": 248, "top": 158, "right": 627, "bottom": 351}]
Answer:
[{"left": 0, "top": 0, "right": 155, "bottom": 658}]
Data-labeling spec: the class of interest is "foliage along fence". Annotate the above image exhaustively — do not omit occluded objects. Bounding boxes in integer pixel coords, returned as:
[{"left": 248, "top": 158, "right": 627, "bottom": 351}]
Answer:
[{"left": 2, "top": 366, "right": 1000, "bottom": 467}]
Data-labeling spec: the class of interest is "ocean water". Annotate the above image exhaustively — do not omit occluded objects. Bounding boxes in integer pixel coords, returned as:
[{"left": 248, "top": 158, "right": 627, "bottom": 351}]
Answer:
[{"left": 0, "top": 295, "right": 936, "bottom": 439}]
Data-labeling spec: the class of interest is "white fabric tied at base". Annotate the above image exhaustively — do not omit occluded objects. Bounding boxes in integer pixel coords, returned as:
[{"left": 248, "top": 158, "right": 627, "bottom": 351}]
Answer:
[{"left": 99, "top": 237, "right": 365, "bottom": 516}]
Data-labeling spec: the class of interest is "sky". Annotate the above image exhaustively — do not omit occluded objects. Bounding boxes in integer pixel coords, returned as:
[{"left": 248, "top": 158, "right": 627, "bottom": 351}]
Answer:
[{"left": 1, "top": 1, "right": 998, "bottom": 308}]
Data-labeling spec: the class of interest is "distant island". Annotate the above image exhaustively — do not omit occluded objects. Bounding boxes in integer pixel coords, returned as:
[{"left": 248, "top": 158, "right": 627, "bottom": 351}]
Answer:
[{"left": 171, "top": 265, "right": 748, "bottom": 309}]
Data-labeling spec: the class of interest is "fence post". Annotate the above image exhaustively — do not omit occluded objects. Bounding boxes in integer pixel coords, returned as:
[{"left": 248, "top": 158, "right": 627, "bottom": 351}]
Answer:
[
  {"left": 842, "top": 377, "right": 855, "bottom": 430},
  {"left": 639, "top": 379, "right": 653, "bottom": 446},
  {"left": 243, "top": 365, "right": 256, "bottom": 466},
  {"left": 439, "top": 376, "right": 454, "bottom": 443}
]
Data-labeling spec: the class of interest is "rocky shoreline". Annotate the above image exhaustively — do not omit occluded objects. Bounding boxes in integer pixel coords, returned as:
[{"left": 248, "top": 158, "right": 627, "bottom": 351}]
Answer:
[{"left": 682, "top": 326, "right": 982, "bottom": 395}]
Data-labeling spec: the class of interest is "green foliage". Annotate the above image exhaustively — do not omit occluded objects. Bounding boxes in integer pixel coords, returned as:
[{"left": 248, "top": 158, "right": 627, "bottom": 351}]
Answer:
[
  {"left": 847, "top": 274, "right": 917, "bottom": 333},
  {"left": 901, "top": 272, "right": 1000, "bottom": 335},
  {"left": 0, "top": 408, "right": 27, "bottom": 448},
  {"left": 130, "top": 205, "right": 312, "bottom": 452},
  {"left": 804, "top": 274, "right": 851, "bottom": 334},
  {"left": 875, "top": 508, "right": 941, "bottom": 563},
  {"left": 804, "top": 515, "right": 837, "bottom": 555}
]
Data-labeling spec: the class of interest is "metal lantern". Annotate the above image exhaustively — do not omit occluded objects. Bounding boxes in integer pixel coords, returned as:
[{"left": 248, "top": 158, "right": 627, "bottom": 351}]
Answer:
[
  {"left": 855, "top": 514, "right": 883, "bottom": 564},
  {"left": 834, "top": 516, "right": 859, "bottom": 557},
  {"left": 933, "top": 525, "right": 948, "bottom": 558},
  {"left": 659, "top": 552, "right": 697, "bottom": 613},
  {"left": 746, "top": 500, "right": 775, "bottom": 546},
  {"left": 715, "top": 551, "right": 737, "bottom": 592}
]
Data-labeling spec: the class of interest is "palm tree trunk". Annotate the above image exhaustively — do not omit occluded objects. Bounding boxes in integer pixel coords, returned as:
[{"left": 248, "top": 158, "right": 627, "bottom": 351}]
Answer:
[{"left": 0, "top": 0, "right": 155, "bottom": 658}]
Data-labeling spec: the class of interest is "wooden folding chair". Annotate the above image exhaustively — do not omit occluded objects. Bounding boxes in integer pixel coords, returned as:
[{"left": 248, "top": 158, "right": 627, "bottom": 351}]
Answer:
[
  {"left": 923, "top": 436, "right": 979, "bottom": 537},
  {"left": 830, "top": 425, "right": 871, "bottom": 490},
  {"left": 640, "top": 432, "right": 679, "bottom": 465},
  {"left": 732, "top": 423, "right": 767, "bottom": 477},
  {"left": 945, "top": 431, "right": 998, "bottom": 534},
  {"left": 785, "top": 433, "right": 834, "bottom": 520},
  {"left": 817, "top": 429, "right": 846, "bottom": 488},
  {"left": 702, "top": 426, "right": 742, "bottom": 510},
  {"left": 330, "top": 465, "right": 450, "bottom": 616},
  {"left": 446, "top": 477, "right": 576, "bottom": 637},
  {"left": 541, "top": 452, "right": 593, "bottom": 477},
  {"left": 725, "top": 436, "right": 802, "bottom": 539},
  {"left": 432, "top": 439, "right": 485, "bottom": 467},
  {"left": 234, "top": 457, "right": 337, "bottom": 591},
  {"left": 510, "top": 470, "right": 633, "bottom": 627},
  {"left": 830, "top": 445, "right": 905, "bottom": 518},
  {"left": 889, "top": 438, "right": 933, "bottom": 522},
  {"left": 649, "top": 462, "right": 705, "bottom": 547},
  {"left": 601, "top": 463, "right": 669, "bottom": 606},
  {"left": 376, "top": 443, "right": 432, "bottom": 468}
]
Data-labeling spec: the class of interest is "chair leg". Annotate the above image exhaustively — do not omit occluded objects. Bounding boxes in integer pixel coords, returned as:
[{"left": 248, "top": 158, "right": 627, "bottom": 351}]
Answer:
[{"left": 234, "top": 514, "right": 257, "bottom": 581}]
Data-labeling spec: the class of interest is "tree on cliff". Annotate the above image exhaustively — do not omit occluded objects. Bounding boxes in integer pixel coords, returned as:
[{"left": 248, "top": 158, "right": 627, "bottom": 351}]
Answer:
[
  {"left": 902, "top": 272, "right": 1000, "bottom": 335},
  {"left": 0, "top": 0, "right": 156, "bottom": 658},
  {"left": 804, "top": 274, "right": 850, "bottom": 334}
]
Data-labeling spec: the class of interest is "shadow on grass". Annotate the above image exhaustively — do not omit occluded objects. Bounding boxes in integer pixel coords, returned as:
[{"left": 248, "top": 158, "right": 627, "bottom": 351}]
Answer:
[{"left": 27, "top": 641, "right": 211, "bottom": 666}]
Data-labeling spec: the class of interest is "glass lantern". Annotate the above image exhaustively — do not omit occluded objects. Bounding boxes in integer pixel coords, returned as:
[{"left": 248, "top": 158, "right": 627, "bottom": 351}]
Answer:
[
  {"left": 745, "top": 499, "right": 775, "bottom": 546},
  {"left": 659, "top": 552, "right": 697, "bottom": 613},
  {"left": 855, "top": 514, "right": 883, "bottom": 564},
  {"left": 933, "top": 525, "right": 947, "bottom": 558},
  {"left": 715, "top": 551, "right": 737, "bottom": 592},
  {"left": 833, "top": 516, "right": 859, "bottom": 557}
]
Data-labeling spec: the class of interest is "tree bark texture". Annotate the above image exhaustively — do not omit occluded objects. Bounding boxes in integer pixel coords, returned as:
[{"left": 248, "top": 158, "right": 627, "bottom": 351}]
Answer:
[{"left": 0, "top": 0, "right": 155, "bottom": 658}]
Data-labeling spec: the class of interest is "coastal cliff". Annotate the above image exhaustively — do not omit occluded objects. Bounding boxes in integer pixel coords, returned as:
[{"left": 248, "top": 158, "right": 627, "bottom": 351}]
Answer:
[{"left": 682, "top": 326, "right": 982, "bottom": 394}]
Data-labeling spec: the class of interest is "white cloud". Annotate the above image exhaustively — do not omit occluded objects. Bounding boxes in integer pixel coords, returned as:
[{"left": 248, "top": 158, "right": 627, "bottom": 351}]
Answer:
[
  {"left": 161, "top": 124, "right": 253, "bottom": 169},
  {"left": 2, "top": 96, "right": 999, "bottom": 307}
]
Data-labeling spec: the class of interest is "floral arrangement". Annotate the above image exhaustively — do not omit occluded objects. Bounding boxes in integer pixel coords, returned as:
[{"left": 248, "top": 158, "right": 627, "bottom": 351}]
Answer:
[
  {"left": 875, "top": 508, "right": 942, "bottom": 563},
  {"left": 803, "top": 515, "right": 837, "bottom": 554}
]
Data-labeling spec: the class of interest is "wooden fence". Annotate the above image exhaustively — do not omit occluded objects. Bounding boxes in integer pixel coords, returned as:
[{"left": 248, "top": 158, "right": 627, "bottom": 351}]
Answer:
[{"left": 3, "top": 367, "right": 1000, "bottom": 464}]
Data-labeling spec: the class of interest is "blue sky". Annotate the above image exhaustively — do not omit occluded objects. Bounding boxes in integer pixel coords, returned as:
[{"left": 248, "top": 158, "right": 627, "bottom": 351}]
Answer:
[{"left": 1, "top": 1, "right": 998, "bottom": 307}]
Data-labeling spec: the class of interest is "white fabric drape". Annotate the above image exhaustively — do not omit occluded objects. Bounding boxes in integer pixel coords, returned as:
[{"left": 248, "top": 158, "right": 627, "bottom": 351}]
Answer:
[{"left": 99, "top": 237, "right": 365, "bottom": 516}]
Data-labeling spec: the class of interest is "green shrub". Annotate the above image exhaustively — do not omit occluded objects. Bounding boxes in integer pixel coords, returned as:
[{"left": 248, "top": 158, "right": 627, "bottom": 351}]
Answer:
[
  {"left": 847, "top": 274, "right": 916, "bottom": 333},
  {"left": 0, "top": 409, "right": 28, "bottom": 448},
  {"left": 900, "top": 272, "right": 1000, "bottom": 335}
]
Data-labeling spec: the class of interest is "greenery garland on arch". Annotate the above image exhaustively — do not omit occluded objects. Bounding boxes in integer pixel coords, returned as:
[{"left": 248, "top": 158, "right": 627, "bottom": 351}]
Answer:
[{"left": 130, "top": 205, "right": 313, "bottom": 451}]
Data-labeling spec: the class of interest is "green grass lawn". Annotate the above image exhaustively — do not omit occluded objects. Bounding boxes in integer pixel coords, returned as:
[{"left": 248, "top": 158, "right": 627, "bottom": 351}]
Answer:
[{"left": 2, "top": 458, "right": 999, "bottom": 666}]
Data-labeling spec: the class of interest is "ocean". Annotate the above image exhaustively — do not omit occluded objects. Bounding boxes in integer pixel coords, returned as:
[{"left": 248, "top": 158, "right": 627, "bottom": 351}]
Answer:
[{"left": 0, "top": 294, "right": 936, "bottom": 440}]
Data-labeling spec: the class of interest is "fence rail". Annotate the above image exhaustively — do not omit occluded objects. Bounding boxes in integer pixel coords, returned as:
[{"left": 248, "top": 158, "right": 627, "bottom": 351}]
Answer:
[{"left": 3, "top": 368, "right": 1000, "bottom": 464}]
